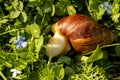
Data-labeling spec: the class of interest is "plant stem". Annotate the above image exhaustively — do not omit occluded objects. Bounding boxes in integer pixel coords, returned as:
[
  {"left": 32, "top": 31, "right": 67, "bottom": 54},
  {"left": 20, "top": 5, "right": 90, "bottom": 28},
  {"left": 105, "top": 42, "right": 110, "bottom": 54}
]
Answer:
[
  {"left": 85, "top": 0, "right": 89, "bottom": 7},
  {"left": 41, "top": 14, "right": 46, "bottom": 25},
  {"left": 82, "top": 43, "right": 120, "bottom": 55},
  {"left": 100, "top": 43, "right": 120, "bottom": 48},
  {"left": 0, "top": 28, "right": 26, "bottom": 36},
  {"left": 0, "top": 71, "right": 7, "bottom": 80}
]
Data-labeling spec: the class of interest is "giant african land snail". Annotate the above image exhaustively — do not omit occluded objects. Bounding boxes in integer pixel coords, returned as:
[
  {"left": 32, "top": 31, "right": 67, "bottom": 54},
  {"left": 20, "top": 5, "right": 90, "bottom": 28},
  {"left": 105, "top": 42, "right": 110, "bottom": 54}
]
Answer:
[{"left": 45, "top": 14, "right": 117, "bottom": 64}]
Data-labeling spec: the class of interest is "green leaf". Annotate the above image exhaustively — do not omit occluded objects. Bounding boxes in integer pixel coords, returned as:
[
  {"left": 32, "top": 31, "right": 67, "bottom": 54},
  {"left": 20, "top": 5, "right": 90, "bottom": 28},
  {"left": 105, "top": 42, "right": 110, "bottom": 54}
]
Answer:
[
  {"left": 0, "top": 0, "right": 3, "bottom": 2},
  {"left": 40, "top": 66, "right": 55, "bottom": 80},
  {"left": 9, "top": 37, "right": 16, "bottom": 43},
  {"left": 111, "top": 0, "right": 120, "bottom": 23},
  {"left": 55, "top": 2, "right": 67, "bottom": 16},
  {"left": 18, "top": 52, "right": 28, "bottom": 59},
  {"left": 37, "top": 7, "right": 43, "bottom": 16},
  {"left": 12, "top": 0, "right": 23, "bottom": 11},
  {"left": 80, "top": 56, "right": 88, "bottom": 62},
  {"left": 87, "top": 46, "right": 103, "bottom": 63},
  {"left": 88, "top": 0, "right": 99, "bottom": 9},
  {"left": 26, "top": 23, "right": 41, "bottom": 38},
  {"left": 111, "top": 0, "right": 119, "bottom": 14},
  {"left": 88, "top": 0, "right": 104, "bottom": 20},
  {"left": 57, "top": 56, "right": 71, "bottom": 65},
  {"left": 21, "top": 11, "right": 27, "bottom": 22},
  {"left": 35, "top": 35, "right": 44, "bottom": 54},
  {"left": 40, "top": 0, "right": 54, "bottom": 14},
  {"left": 4, "top": 61, "right": 12, "bottom": 68},
  {"left": 96, "top": 7, "right": 104, "bottom": 20},
  {"left": 51, "top": 4, "right": 55, "bottom": 17},
  {"left": 67, "top": 5, "right": 76, "bottom": 15},
  {"left": 0, "top": 55, "right": 5, "bottom": 60},
  {"left": 0, "top": 19, "right": 8, "bottom": 24},
  {"left": 9, "top": 10, "right": 20, "bottom": 19},
  {"left": 44, "top": 7, "right": 51, "bottom": 14},
  {"left": 27, "top": 52, "right": 38, "bottom": 62},
  {"left": 65, "top": 66, "right": 74, "bottom": 75},
  {"left": 111, "top": 13, "right": 120, "bottom": 23},
  {"left": 14, "top": 58, "right": 27, "bottom": 70},
  {"left": 14, "top": 20, "right": 22, "bottom": 27},
  {"left": 18, "top": 1, "right": 24, "bottom": 11},
  {"left": 7, "top": 53, "right": 17, "bottom": 64},
  {"left": 53, "top": 65, "right": 64, "bottom": 79}
]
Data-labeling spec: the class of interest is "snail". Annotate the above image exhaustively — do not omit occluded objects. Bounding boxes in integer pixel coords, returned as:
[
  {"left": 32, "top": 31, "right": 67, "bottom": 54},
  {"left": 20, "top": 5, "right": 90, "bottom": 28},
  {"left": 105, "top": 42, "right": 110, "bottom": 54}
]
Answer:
[{"left": 45, "top": 14, "right": 117, "bottom": 64}]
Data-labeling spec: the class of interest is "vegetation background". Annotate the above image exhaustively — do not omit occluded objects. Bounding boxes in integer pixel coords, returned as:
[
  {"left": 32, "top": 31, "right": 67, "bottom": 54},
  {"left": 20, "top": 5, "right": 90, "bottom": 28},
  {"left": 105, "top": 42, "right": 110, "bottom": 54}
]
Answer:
[{"left": 0, "top": 0, "right": 120, "bottom": 80}]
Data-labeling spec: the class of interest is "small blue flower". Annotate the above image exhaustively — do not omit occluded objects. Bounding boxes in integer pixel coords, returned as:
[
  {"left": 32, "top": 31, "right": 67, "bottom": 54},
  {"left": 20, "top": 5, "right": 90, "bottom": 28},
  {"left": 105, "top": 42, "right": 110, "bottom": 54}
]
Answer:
[
  {"left": 14, "top": 36, "right": 27, "bottom": 49},
  {"left": 99, "top": 2, "right": 112, "bottom": 14}
]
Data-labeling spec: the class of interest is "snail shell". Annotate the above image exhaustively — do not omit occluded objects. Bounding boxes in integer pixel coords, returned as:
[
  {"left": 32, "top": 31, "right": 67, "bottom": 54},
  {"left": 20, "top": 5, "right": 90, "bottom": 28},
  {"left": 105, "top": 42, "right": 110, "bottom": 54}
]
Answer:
[{"left": 52, "top": 14, "right": 117, "bottom": 53}]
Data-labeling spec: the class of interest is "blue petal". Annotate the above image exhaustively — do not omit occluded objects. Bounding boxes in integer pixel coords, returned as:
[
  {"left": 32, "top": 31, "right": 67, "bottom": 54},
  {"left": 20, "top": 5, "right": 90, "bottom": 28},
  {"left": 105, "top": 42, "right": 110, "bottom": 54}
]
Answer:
[
  {"left": 99, "top": 2, "right": 111, "bottom": 14},
  {"left": 107, "top": 5, "right": 111, "bottom": 9},
  {"left": 16, "top": 44, "right": 22, "bottom": 49},
  {"left": 104, "top": 2, "right": 109, "bottom": 6},
  {"left": 21, "top": 37, "right": 26, "bottom": 41},
  {"left": 18, "top": 36, "right": 23, "bottom": 41},
  {"left": 106, "top": 10, "right": 111, "bottom": 14},
  {"left": 14, "top": 40, "right": 19, "bottom": 44},
  {"left": 21, "top": 42, "right": 27, "bottom": 48},
  {"left": 104, "top": 2, "right": 111, "bottom": 9},
  {"left": 18, "top": 36, "right": 26, "bottom": 41}
]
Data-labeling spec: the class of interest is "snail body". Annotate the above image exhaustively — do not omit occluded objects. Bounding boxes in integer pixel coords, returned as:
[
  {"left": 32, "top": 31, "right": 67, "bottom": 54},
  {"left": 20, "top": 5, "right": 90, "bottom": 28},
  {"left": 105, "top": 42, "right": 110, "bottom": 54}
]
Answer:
[{"left": 45, "top": 14, "right": 117, "bottom": 64}]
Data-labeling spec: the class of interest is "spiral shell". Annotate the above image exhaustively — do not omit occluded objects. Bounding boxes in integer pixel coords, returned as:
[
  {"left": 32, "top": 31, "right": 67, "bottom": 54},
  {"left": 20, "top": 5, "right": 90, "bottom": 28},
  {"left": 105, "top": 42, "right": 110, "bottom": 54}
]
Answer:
[{"left": 52, "top": 14, "right": 117, "bottom": 53}]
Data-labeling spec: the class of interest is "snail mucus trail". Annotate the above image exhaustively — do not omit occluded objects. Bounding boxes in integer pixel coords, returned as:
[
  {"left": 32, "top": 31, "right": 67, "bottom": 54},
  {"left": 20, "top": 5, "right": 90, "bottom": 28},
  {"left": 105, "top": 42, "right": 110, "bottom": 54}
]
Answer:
[{"left": 45, "top": 14, "right": 117, "bottom": 64}]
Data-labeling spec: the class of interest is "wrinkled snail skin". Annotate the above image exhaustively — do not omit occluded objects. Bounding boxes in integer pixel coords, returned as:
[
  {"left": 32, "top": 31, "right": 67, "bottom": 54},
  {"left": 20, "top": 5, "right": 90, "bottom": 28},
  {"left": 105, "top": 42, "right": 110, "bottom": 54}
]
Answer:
[
  {"left": 45, "top": 31, "right": 71, "bottom": 64},
  {"left": 45, "top": 31, "right": 71, "bottom": 58},
  {"left": 51, "top": 14, "right": 117, "bottom": 53},
  {"left": 45, "top": 14, "right": 117, "bottom": 62}
]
